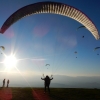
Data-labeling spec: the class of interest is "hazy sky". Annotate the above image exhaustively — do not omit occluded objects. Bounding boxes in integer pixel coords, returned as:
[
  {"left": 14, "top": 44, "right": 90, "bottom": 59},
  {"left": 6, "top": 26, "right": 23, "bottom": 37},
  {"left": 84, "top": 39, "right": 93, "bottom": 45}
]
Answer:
[{"left": 0, "top": 0, "right": 100, "bottom": 85}]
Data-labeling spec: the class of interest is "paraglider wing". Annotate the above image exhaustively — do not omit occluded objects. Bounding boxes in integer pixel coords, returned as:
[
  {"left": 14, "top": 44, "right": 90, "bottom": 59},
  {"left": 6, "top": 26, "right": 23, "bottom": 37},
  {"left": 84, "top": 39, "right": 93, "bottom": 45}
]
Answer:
[
  {"left": 77, "top": 26, "right": 86, "bottom": 30},
  {"left": 94, "top": 47, "right": 100, "bottom": 51},
  {"left": 0, "top": 46, "right": 5, "bottom": 50},
  {"left": 74, "top": 51, "right": 77, "bottom": 54},
  {"left": 0, "top": 1, "right": 99, "bottom": 40},
  {"left": 74, "top": 51, "right": 77, "bottom": 58},
  {"left": 45, "top": 64, "right": 50, "bottom": 66}
]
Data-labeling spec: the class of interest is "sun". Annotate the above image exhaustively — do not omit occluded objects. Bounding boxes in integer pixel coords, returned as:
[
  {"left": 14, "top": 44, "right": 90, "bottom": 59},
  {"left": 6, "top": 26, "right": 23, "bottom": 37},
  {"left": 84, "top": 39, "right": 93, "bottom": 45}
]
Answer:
[{"left": 4, "top": 55, "right": 17, "bottom": 68}]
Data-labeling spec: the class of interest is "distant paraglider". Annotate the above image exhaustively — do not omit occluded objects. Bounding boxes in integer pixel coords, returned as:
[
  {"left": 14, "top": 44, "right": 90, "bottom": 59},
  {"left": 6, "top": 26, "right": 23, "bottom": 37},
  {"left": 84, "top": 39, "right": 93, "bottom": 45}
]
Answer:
[
  {"left": 45, "top": 64, "right": 50, "bottom": 66},
  {"left": 45, "top": 64, "right": 50, "bottom": 69},
  {"left": 94, "top": 47, "right": 100, "bottom": 51},
  {"left": 0, "top": 46, "right": 5, "bottom": 50},
  {"left": 94, "top": 47, "right": 100, "bottom": 55},
  {"left": 74, "top": 51, "right": 77, "bottom": 54},
  {"left": 0, "top": 46, "right": 5, "bottom": 54},
  {"left": 77, "top": 26, "right": 86, "bottom": 30},
  {"left": 74, "top": 51, "right": 77, "bottom": 58},
  {"left": 77, "top": 26, "right": 85, "bottom": 38}
]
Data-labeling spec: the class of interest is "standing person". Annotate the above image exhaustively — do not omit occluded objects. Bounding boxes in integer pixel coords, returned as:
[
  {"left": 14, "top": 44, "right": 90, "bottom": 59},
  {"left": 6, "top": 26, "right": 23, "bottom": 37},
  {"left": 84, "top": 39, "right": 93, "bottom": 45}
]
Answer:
[
  {"left": 7, "top": 80, "right": 9, "bottom": 88},
  {"left": 41, "top": 75, "right": 53, "bottom": 93},
  {"left": 3, "top": 79, "right": 5, "bottom": 87}
]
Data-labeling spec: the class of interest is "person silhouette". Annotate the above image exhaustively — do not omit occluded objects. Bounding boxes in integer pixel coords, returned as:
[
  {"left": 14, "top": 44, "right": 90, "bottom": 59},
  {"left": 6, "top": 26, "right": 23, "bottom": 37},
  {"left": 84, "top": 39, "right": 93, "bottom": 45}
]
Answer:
[
  {"left": 7, "top": 80, "right": 9, "bottom": 88},
  {"left": 3, "top": 79, "right": 5, "bottom": 87},
  {"left": 41, "top": 75, "right": 53, "bottom": 93}
]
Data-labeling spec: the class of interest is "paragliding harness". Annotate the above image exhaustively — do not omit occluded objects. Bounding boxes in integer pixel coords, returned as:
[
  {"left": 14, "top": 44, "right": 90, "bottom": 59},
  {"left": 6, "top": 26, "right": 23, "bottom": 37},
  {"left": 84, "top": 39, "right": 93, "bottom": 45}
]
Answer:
[{"left": 42, "top": 74, "right": 53, "bottom": 85}]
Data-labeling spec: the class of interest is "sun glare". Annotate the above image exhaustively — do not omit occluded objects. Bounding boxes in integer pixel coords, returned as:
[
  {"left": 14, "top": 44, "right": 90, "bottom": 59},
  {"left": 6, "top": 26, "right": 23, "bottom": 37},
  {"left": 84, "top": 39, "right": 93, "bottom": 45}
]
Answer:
[{"left": 4, "top": 55, "right": 17, "bottom": 68}]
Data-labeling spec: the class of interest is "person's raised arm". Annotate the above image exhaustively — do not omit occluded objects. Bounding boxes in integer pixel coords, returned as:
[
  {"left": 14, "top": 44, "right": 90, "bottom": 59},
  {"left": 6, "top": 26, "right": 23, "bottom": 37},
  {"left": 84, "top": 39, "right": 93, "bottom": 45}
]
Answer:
[
  {"left": 41, "top": 77, "right": 44, "bottom": 80},
  {"left": 50, "top": 78, "right": 53, "bottom": 80}
]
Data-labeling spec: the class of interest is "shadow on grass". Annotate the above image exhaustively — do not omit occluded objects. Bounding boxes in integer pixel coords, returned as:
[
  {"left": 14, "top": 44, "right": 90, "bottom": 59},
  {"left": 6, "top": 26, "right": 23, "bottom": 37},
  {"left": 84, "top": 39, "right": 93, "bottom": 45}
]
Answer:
[
  {"left": 0, "top": 87, "right": 12, "bottom": 100},
  {"left": 0, "top": 87, "right": 100, "bottom": 100},
  {"left": 49, "top": 93, "right": 66, "bottom": 100},
  {"left": 12, "top": 87, "right": 33, "bottom": 100},
  {"left": 32, "top": 88, "right": 66, "bottom": 100}
]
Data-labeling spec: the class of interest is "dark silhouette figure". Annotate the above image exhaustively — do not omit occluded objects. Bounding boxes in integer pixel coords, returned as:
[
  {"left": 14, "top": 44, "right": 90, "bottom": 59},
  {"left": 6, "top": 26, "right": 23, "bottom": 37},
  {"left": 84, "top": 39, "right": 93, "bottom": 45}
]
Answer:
[
  {"left": 7, "top": 80, "right": 9, "bottom": 88},
  {"left": 3, "top": 79, "right": 5, "bottom": 87},
  {"left": 41, "top": 75, "right": 53, "bottom": 93}
]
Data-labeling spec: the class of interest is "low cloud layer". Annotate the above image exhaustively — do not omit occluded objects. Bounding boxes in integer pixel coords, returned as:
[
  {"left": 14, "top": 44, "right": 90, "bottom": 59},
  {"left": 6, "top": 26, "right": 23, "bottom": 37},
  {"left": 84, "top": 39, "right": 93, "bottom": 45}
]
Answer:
[{"left": 0, "top": 74, "right": 100, "bottom": 88}]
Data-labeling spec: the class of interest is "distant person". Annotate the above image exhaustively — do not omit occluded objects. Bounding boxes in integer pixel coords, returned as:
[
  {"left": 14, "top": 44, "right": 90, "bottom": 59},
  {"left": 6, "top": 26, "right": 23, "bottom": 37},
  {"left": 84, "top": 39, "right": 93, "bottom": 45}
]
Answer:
[
  {"left": 7, "top": 80, "right": 9, "bottom": 88},
  {"left": 3, "top": 79, "right": 5, "bottom": 87},
  {"left": 41, "top": 75, "right": 53, "bottom": 93}
]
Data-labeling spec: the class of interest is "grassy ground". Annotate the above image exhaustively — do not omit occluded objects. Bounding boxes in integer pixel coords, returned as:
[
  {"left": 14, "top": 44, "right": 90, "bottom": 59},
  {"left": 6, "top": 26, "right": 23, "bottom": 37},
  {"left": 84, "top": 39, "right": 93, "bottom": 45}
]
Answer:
[{"left": 0, "top": 87, "right": 100, "bottom": 100}]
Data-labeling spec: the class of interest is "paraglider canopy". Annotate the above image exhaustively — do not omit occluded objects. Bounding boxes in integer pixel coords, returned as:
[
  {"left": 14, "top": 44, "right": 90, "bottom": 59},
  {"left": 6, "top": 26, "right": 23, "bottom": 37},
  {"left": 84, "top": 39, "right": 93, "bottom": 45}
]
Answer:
[
  {"left": 94, "top": 47, "right": 100, "bottom": 51},
  {"left": 45, "top": 64, "right": 50, "bottom": 66},
  {"left": 74, "top": 51, "right": 77, "bottom": 58},
  {"left": 0, "top": 46, "right": 5, "bottom": 54},
  {"left": 0, "top": 1, "right": 99, "bottom": 40},
  {"left": 77, "top": 26, "right": 86, "bottom": 30},
  {"left": 45, "top": 64, "right": 50, "bottom": 70},
  {"left": 0, "top": 46, "right": 5, "bottom": 50},
  {"left": 74, "top": 51, "right": 77, "bottom": 54}
]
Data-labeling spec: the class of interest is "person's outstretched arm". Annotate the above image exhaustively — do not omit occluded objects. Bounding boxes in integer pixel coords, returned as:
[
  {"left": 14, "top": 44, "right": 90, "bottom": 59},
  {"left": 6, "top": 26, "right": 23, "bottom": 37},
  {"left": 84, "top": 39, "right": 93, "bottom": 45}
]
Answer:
[
  {"left": 50, "top": 78, "right": 53, "bottom": 80},
  {"left": 41, "top": 78, "right": 44, "bottom": 80}
]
